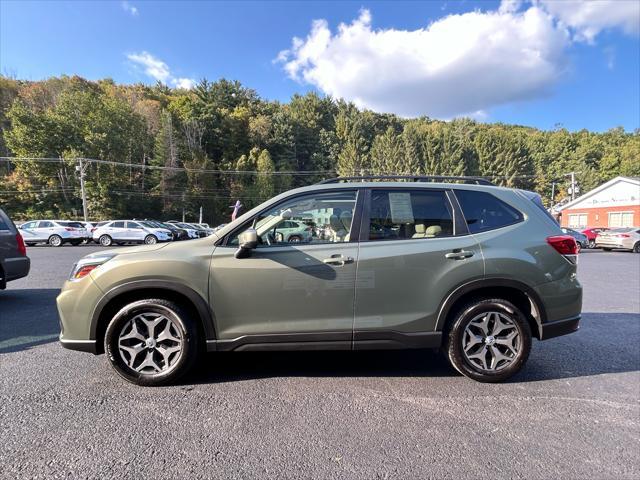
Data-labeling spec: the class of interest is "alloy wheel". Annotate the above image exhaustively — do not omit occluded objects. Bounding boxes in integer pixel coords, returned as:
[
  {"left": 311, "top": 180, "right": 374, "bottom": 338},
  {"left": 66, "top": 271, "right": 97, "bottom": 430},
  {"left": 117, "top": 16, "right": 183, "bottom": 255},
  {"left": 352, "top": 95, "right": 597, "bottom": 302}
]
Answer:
[
  {"left": 117, "top": 312, "right": 183, "bottom": 374},
  {"left": 462, "top": 311, "right": 521, "bottom": 372}
]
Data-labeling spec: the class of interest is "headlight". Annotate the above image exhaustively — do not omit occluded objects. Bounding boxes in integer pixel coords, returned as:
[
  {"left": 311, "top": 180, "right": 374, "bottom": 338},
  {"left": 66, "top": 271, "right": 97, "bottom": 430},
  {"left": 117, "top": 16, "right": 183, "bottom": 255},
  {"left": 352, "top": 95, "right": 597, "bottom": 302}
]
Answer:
[{"left": 69, "top": 253, "right": 117, "bottom": 281}]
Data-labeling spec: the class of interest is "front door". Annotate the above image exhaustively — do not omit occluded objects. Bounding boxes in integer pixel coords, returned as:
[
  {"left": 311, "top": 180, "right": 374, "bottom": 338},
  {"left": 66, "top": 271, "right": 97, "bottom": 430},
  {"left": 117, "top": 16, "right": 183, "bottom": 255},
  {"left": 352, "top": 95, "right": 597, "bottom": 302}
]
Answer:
[
  {"left": 354, "top": 188, "right": 484, "bottom": 341},
  {"left": 209, "top": 190, "right": 362, "bottom": 345}
]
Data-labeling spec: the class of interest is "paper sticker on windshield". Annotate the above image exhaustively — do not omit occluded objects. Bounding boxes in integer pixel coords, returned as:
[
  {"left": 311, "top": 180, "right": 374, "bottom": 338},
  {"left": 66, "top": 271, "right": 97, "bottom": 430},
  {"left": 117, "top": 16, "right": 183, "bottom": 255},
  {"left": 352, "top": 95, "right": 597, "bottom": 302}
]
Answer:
[{"left": 388, "top": 192, "right": 414, "bottom": 224}]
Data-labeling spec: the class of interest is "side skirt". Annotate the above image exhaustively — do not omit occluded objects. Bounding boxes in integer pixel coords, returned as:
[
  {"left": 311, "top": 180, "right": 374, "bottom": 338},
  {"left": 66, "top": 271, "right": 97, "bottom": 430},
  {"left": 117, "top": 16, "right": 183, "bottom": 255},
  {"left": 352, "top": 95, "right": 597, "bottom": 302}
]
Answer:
[{"left": 206, "top": 331, "right": 443, "bottom": 352}]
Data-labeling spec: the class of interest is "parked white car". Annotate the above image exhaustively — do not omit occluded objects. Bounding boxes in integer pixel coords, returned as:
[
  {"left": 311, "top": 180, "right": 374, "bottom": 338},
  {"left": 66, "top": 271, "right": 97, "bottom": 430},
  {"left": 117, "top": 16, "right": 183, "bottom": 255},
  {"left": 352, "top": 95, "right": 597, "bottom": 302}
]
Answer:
[
  {"left": 18, "top": 220, "right": 87, "bottom": 247},
  {"left": 92, "top": 220, "right": 172, "bottom": 246}
]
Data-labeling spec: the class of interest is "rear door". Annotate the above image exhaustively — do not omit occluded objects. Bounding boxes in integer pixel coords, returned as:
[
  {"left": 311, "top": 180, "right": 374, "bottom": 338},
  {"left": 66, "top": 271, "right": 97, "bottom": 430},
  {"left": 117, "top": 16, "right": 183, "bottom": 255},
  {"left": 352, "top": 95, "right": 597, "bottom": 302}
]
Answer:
[
  {"left": 109, "top": 221, "right": 127, "bottom": 241},
  {"left": 353, "top": 188, "right": 483, "bottom": 344},
  {"left": 35, "top": 221, "right": 55, "bottom": 241}
]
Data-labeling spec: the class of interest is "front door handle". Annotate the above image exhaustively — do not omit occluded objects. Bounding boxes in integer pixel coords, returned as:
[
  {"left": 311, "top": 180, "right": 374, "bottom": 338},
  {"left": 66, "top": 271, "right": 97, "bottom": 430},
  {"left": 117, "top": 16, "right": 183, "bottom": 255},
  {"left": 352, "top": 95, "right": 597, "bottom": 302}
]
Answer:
[
  {"left": 445, "top": 250, "right": 474, "bottom": 260},
  {"left": 323, "top": 254, "right": 354, "bottom": 266}
]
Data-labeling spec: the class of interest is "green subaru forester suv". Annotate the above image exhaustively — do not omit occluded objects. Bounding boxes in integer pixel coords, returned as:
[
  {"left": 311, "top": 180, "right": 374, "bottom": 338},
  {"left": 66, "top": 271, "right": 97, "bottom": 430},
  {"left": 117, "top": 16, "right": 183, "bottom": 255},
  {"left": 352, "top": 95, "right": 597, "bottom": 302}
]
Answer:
[{"left": 57, "top": 176, "right": 582, "bottom": 385}]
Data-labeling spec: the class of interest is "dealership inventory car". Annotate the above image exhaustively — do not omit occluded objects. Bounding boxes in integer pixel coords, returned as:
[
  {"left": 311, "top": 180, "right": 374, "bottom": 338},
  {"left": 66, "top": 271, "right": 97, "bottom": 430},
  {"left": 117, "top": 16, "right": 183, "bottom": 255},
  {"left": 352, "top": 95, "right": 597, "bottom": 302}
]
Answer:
[
  {"left": 19, "top": 219, "right": 87, "bottom": 246},
  {"left": 0, "top": 208, "right": 30, "bottom": 289},
  {"left": 595, "top": 227, "right": 640, "bottom": 252},
  {"left": 57, "top": 175, "right": 582, "bottom": 386},
  {"left": 581, "top": 227, "right": 608, "bottom": 249},
  {"left": 92, "top": 220, "right": 173, "bottom": 246},
  {"left": 560, "top": 227, "right": 588, "bottom": 250}
]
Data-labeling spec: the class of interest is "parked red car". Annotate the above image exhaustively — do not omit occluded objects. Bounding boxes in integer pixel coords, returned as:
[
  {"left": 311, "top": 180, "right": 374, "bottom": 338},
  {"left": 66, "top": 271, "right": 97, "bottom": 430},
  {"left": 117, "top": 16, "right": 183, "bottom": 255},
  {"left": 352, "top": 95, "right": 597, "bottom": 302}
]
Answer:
[{"left": 582, "top": 227, "right": 609, "bottom": 249}]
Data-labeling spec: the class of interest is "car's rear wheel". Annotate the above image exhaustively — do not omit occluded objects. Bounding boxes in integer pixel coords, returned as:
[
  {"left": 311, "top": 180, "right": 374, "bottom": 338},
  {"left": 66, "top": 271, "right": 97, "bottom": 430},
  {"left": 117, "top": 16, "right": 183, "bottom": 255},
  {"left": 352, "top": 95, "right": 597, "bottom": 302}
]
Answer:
[
  {"left": 288, "top": 235, "right": 302, "bottom": 243},
  {"left": 70, "top": 240, "right": 82, "bottom": 246},
  {"left": 588, "top": 239, "right": 596, "bottom": 249},
  {"left": 99, "top": 235, "right": 112, "bottom": 247},
  {"left": 48, "top": 235, "right": 63, "bottom": 247},
  {"left": 445, "top": 298, "right": 532, "bottom": 383},
  {"left": 104, "top": 299, "right": 199, "bottom": 386},
  {"left": 633, "top": 242, "right": 640, "bottom": 254},
  {"left": 144, "top": 234, "right": 158, "bottom": 245}
]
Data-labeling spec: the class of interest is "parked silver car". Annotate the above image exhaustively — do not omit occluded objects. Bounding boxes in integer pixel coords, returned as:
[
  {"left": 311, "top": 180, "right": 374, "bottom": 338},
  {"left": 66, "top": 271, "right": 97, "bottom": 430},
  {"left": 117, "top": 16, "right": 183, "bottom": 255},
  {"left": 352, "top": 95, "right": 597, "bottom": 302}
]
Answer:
[
  {"left": 19, "top": 220, "right": 87, "bottom": 246},
  {"left": 596, "top": 227, "right": 640, "bottom": 252},
  {"left": 93, "top": 220, "right": 173, "bottom": 246}
]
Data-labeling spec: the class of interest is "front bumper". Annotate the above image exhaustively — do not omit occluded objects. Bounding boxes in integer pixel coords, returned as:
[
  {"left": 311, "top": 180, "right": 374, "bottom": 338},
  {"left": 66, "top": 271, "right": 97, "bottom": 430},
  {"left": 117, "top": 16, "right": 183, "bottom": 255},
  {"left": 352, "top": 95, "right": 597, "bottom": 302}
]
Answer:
[
  {"left": 56, "top": 277, "right": 105, "bottom": 354},
  {"left": 59, "top": 336, "right": 97, "bottom": 353},
  {"left": 539, "top": 315, "right": 580, "bottom": 340}
]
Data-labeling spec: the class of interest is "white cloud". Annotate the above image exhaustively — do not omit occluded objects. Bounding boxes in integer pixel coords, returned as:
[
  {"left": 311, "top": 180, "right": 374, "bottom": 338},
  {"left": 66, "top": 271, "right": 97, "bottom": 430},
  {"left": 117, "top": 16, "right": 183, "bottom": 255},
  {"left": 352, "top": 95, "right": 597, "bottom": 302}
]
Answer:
[
  {"left": 276, "top": 1, "right": 640, "bottom": 118},
  {"left": 126, "top": 51, "right": 196, "bottom": 89},
  {"left": 277, "top": 7, "right": 568, "bottom": 118},
  {"left": 121, "top": 1, "right": 138, "bottom": 17},
  {"left": 174, "top": 77, "right": 197, "bottom": 89},
  {"left": 538, "top": 0, "right": 640, "bottom": 42}
]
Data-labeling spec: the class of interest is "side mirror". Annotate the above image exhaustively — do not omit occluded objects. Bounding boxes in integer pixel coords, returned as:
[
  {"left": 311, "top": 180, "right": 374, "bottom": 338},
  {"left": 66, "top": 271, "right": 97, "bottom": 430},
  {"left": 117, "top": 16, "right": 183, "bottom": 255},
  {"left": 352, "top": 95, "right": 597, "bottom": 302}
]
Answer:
[{"left": 235, "top": 228, "right": 258, "bottom": 259}]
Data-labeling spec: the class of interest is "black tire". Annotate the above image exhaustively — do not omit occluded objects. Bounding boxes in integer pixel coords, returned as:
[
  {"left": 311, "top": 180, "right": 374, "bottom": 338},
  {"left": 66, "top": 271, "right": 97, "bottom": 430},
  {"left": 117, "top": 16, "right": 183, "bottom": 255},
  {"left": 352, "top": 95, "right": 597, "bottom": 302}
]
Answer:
[
  {"left": 602, "top": 248, "right": 612, "bottom": 251},
  {"left": 444, "top": 298, "right": 532, "bottom": 383},
  {"left": 588, "top": 239, "right": 596, "bottom": 249},
  {"left": 99, "top": 235, "right": 113, "bottom": 247},
  {"left": 70, "top": 240, "right": 82, "bottom": 246},
  {"left": 26, "top": 243, "right": 35, "bottom": 247},
  {"left": 633, "top": 242, "right": 640, "bottom": 254},
  {"left": 104, "top": 298, "right": 199, "bottom": 386},
  {"left": 288, "top": 235, "right": 302, "bottom": 243},
  {"left": 48, "top": 235, "right": 63, "bottom": 247},
  {"left": 144, "top": 234, "right": 158, "bottom": 245}
]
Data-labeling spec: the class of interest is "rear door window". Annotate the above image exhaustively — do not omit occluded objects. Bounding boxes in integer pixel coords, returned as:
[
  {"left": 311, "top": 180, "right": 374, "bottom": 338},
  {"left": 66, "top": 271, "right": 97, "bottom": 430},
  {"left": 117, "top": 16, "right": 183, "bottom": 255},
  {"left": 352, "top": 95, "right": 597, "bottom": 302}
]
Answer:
[
  {"left": 367, "top": 189, "right": 454, "bottom": 241},
  {"left": 111, "top": 221, "right": 125, "bottom": 229},
  {"left": 454, "top": 190, "right": 523, "bottom": 233}
]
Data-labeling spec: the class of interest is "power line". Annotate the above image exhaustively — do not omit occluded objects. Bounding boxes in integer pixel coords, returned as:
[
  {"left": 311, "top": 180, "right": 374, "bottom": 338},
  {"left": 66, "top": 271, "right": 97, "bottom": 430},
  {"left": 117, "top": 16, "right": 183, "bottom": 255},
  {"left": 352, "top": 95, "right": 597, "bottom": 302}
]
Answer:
[{"left": 0, "top": 157, "right": 335, "bottom": 176}]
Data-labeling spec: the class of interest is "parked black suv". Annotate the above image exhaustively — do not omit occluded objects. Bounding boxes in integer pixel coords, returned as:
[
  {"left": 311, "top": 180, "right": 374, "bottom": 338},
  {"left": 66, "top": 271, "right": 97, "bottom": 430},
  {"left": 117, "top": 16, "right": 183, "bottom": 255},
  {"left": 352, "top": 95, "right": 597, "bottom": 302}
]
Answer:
[{"left": 0, "top": 208, "right": 30, "bottom": 289}]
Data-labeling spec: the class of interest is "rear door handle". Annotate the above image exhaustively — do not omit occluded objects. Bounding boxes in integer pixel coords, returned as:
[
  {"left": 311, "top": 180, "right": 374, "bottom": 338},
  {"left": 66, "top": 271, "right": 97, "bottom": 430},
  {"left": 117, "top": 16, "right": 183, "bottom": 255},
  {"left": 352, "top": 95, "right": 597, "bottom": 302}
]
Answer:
[
  {"left": 323, "top": 254, "right": 354, "bottom": 266},
  {"left": 445, "top": 250, "right": 474, "bottom": 260}
]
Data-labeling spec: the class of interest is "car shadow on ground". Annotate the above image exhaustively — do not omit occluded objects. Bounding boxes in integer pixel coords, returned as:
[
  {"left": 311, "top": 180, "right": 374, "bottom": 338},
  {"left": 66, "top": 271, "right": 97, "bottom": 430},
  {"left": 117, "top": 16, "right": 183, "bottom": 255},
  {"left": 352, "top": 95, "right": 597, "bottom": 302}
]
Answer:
[
  {"left": 0, "top": 288, "right": 60, "bottom": 354},
  {"left": 187, "top": 312, "right": 640, "bottom": 385}
]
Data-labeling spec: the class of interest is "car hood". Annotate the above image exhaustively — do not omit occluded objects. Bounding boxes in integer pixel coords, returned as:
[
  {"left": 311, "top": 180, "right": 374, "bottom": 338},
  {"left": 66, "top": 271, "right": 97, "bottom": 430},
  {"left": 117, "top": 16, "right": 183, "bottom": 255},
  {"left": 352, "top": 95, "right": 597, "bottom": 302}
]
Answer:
[{"left": 92, "top": 242, "right": 170, "bottom": 257}]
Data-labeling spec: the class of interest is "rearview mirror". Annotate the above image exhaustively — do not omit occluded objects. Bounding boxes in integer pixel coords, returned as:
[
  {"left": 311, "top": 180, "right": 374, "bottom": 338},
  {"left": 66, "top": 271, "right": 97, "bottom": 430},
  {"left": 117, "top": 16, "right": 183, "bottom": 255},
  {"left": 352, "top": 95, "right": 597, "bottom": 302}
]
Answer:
[{"left": 235, "top": 228, "right": 258, "bottom": 259}]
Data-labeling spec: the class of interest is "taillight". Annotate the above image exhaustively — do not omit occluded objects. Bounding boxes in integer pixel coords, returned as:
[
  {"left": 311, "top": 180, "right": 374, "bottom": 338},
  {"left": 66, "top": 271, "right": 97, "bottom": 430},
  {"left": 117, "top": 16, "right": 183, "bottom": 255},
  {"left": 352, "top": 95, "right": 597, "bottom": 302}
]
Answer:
[
  {"left": 547, "top": 235, "right": 578, "bottom": 261},
  {"left": 91, "top": 228, "right": 96, "bottom": 232},
  {"left": 16, "top": 232, "right": 27, "bottom": 256},
  {"left": 616, "top": 234, "right": 630, "bottom": 238},
  {"left": 64, "top": 227, "right": 73, "bottom": 231}
]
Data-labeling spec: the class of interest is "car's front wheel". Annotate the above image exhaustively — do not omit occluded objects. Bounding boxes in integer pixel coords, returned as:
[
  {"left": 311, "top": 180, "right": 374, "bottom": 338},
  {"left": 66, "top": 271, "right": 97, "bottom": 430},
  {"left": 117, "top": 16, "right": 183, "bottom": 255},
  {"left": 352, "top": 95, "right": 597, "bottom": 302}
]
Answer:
[
  {"left": 104, "top": 299, "right": 199, "bottom": 386},
  {"left": 144, "top": 234, "right": 158, "bottom": 245},
  {"left": 633, "top": 242, "right": 640, "bottom": 254},
  {"left": 445, "top": 298, "right": 532, "bottom": 383},
  {"left": 588, "top": 239, "right": 596, "bottom": 249}
]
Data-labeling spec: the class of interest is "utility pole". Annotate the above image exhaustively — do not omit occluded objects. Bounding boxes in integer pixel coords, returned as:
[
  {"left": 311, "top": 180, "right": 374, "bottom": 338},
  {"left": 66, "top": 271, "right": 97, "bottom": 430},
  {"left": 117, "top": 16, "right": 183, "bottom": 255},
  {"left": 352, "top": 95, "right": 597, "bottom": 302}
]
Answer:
[
  {"left": 199, "top": 206, "right": 203, "bottom": 224},
  {"left": 564, "top": 171, "right": 581, "bottom": 201},
  {"left": 76, "top": 158, "right": 89, "bottom": 222},
  {"left": 550, "top": 181, "right": 556, "bottom": 206}
]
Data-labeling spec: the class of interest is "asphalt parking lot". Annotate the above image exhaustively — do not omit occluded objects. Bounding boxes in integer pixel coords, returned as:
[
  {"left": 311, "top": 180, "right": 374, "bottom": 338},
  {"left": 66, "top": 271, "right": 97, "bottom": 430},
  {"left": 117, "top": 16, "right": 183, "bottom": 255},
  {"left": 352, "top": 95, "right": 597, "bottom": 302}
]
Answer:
[{"left": 0, "top": 245, "right": 639, "bottom": 479}]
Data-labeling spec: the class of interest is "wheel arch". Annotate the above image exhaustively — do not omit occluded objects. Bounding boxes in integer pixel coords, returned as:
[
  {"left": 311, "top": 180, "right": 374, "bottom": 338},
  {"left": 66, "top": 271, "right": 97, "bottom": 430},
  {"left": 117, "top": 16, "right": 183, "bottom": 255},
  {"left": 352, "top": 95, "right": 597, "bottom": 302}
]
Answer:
[
  {"left": 90, "top": 280, "right": 216, "bottom": 354},
  {"left": 436, "top": 278, "right": 547, "bottom": 340}
]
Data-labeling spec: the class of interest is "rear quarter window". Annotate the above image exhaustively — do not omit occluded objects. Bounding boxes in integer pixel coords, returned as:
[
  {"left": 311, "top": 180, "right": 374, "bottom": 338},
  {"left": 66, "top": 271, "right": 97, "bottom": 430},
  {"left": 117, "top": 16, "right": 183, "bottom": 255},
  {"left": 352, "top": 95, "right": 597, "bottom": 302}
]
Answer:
[{"left": 455, "top": 190, "right": 523, "bottom": 233}]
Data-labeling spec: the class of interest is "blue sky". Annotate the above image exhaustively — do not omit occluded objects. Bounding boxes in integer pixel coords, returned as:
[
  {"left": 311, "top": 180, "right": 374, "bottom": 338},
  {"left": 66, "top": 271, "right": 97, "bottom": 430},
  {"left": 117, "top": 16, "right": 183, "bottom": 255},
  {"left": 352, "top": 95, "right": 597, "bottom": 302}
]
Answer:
[{"left": 1, "top": 0, "right": 639, "bottom": 132}]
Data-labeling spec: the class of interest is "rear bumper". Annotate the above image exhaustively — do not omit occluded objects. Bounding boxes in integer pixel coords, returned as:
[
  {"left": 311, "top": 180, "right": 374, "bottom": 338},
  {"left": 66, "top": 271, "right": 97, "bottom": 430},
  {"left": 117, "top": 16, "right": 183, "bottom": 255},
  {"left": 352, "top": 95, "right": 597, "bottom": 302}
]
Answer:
[
  {"left": 2, "top": 256, "right": 30, "bottom": 284},
  {"left": 539, "top": 315, "right": 580, "bottom": 340}
]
